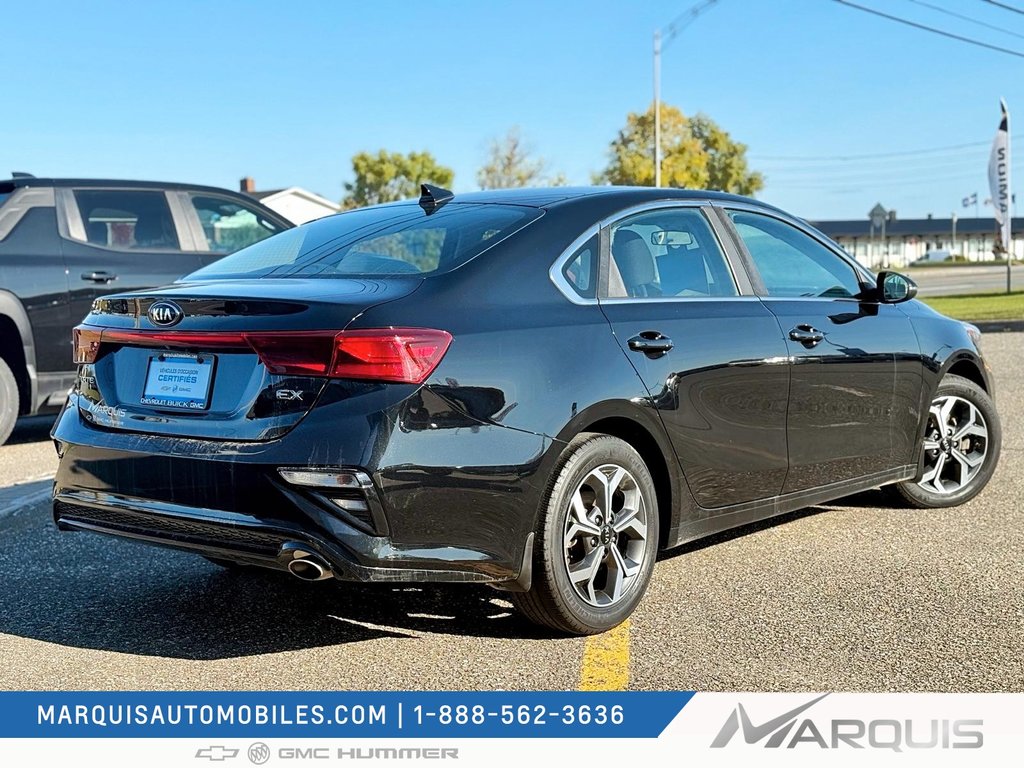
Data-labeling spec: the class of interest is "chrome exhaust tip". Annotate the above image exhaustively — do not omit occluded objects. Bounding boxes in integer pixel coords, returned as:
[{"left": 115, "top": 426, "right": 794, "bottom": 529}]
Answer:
[{"left": 281, "top": 545, "right": 334, "bottom": 581}]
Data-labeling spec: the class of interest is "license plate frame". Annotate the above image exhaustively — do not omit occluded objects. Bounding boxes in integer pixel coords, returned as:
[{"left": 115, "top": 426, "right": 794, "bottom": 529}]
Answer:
[{"left": 140, "top": 353, "right": 215, "bottom": 411}]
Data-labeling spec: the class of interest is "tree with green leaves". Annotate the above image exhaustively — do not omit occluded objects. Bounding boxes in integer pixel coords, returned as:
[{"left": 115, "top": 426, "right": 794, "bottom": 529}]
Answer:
[
  {"left": 342, "top": 150, "right": 454, "bottom": 209},
  {"left": 477, "top": 127, "right": 566, "bottom": 189},
  {"left": 597, "top": 104, "right": 763, "bottom": 195}
]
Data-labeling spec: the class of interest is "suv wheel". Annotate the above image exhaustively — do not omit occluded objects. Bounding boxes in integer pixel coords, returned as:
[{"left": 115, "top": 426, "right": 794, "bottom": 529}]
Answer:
[
  {"left": 0, "top": 357, "right": 19, "bottom": 446},
  {"left": 892, "top": 374, "right": 1001, "bottom": 508},
  {"left": 511, "top": 433, "right": 659, "bottom": 635}
]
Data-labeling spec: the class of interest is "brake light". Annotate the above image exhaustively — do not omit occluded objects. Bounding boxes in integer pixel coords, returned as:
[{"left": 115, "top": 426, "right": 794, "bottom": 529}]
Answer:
[
  {"left": 330, "top": 329, "right": 453, "bottom": 383},
  {"left": 70, "top": 326, "right": 452, "bottom": 384}
]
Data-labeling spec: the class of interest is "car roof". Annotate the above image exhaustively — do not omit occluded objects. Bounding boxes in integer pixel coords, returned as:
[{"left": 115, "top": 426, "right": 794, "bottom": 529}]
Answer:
[
  {"left": 1, "top": 175, "right": 256, "bottom": 197},
  {"left": 419, "top": 186, "right": 785, "bottom": 213}
]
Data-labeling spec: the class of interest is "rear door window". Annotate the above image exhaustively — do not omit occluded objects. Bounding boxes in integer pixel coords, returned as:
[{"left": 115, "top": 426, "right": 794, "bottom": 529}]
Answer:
[
  {"left": 605, "top": 207, "right": 737, "bottom": 299},
  {"left": 73, "top": 190, "right": 180, "bottom": 250}
]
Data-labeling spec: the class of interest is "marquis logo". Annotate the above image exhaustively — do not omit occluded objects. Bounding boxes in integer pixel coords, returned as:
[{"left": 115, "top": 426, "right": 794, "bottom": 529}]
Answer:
[
  {"left": 710, "top": 694, "right": 983, "bottom": 751},
  {"left": 711, "top": 693, "right": 830, "bottom": 748}
]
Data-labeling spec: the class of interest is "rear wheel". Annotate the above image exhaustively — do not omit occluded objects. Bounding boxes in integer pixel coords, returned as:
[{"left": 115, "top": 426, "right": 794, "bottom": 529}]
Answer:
[
  {"left": 0, "top": 358, "right": 20, "bottom": 446},
  {"left": 892, "top": 374, "right": 1001, "bottom": 508},
  {"left": 511, "top": 433, "right": 659, "bottom": 635}
]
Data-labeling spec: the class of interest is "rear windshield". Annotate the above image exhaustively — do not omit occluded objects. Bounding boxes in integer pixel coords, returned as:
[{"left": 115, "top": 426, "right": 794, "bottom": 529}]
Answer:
[{"left": 186, "top": 202, "right": 541, "bottom": 280}]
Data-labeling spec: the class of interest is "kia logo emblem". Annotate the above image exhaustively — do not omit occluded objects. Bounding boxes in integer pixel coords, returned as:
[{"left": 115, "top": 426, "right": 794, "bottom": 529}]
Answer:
[{"left": 148, "top": 301, "right": 184, "bottom": 327}]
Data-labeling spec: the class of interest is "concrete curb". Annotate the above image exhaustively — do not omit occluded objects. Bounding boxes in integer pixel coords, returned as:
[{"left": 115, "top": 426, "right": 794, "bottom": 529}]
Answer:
[{"left": 972, "top": 320, "right": 1024, "bottom": 333}]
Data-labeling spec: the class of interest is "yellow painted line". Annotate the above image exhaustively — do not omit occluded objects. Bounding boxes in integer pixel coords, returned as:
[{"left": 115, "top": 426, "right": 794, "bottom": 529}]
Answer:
[{"left": 579, "top": 619, "right": 631, "bottom": 690}]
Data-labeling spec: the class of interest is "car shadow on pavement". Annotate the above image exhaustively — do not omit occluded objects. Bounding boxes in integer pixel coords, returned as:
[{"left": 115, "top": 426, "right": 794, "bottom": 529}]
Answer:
[
  {"left": 7, "top": 415, "right": 57, "bottom": 445},
  {"left": 656, "top": 507, "right": 827, "bottom": 561},
  {"left": 0, "top": 508, "right": 557, "bottom": 660},
  {"left": 1, "top": 491, "right": 899, "bottom": 660}
]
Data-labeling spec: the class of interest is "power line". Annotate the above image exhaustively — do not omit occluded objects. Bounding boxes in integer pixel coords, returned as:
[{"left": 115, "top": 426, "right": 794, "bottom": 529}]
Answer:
[
  {"left": 752, "top": 136, "right": 1024, "bottom": 162},
  {"left": 832, "top": 0, "right": 1024, "bottom": 58},
  {"left": 906, "top": 0, "right": 1024, "bottom": 40},
  {"left": 980, "top": 0, "right": 1024, "bottom": 17},
  {"left": 662, "top": 0, "right": 720, "bottom": 47}
]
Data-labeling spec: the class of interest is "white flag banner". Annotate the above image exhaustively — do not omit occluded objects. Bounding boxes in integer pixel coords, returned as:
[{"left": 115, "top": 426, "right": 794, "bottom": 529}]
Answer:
[{"left": 988, "top": 99, "right": 1011, "bottom": 253}]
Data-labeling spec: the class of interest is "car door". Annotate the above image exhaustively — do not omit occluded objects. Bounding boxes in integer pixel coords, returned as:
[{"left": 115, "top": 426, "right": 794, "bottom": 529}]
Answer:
[
  {"left": 57, "top": 187, "right": 205, "bottom": 323},
  {"left": 0, "top": 185, "right": 71, "bottom": 378},
  {"left": 595, "top": 203, "right": 791, "bottom": 509},
  {"left": 173, "top": 191, "right": 290, "bottom": 269},
  {"left": 722, "top": 206, "right": 923, "bottom": 493}
]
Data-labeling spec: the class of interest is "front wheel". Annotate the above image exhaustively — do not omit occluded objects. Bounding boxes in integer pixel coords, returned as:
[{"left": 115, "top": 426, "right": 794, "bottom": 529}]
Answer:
[
  {"left": 511, "top": 433, "right": 659, "bottom": 635},
  {"left": 892, "top": 374, "right": 1001, "bottom": 508}
]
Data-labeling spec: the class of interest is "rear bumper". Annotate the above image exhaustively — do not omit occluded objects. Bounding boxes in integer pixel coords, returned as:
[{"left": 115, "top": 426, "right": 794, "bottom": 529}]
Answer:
[
  {"left": 50, "top": 402, "right": 548, "bottom": 585},
  {"left": 53, "top": 490, "right": 502, "bottom": 583}
]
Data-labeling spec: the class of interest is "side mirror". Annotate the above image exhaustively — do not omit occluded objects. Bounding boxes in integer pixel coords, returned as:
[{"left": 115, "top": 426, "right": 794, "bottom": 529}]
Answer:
[{"left": 876, "top": 271, "right": 918, "bottom": 303}]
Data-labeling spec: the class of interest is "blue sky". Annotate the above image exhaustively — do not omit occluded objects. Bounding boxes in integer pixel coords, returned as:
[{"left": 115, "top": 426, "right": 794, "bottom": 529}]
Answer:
[{"left": 4, "top": 0, "right": 1024, "bottom": 219}]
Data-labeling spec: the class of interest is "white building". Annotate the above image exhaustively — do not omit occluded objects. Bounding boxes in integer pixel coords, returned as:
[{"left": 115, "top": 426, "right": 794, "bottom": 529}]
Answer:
[
  {"left": 239, "top": 177, "right": 341, "bottom": 224},
  {"left": 812, "top": 215, "right": 1024, "bottom": 269}
]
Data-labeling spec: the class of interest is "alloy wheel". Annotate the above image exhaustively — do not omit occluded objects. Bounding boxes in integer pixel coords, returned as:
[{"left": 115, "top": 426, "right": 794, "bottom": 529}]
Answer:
[
  {"left": 918, "top": 394, "right": 989, "bottom": 495},
  {"left": 562, "top": 463, "right": 649, "bottom": 607}
]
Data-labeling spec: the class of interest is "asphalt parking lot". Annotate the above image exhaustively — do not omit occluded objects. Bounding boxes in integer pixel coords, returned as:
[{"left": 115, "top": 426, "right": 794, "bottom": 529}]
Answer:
[{"left": 0, "top": 333, "right": 1020, "bottom": 692}]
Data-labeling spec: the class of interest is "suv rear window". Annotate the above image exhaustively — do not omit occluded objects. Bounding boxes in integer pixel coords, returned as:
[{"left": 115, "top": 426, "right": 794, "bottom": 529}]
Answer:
[{"left": 187, "top": 203, "right": 541, "bottom": 279}]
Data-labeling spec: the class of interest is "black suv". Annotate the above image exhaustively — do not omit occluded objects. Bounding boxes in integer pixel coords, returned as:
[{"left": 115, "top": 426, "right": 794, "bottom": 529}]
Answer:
[{"left": 0, "top": 175, "right": 293, "bottom": 443}]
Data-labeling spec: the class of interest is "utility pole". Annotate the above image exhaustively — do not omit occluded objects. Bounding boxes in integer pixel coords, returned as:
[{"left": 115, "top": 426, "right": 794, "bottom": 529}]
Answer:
[
  {"left": 654, "top": 29, "right": 661, "bottom": 188},
  {"left": 869, "top": 203, "right": 887, "bottom": 270},
  {"left": 951, "top": 212, "right": 957, "bottom": 258},
  {"left": 652, "top": 0, "right": 720, "bottom": 188}
]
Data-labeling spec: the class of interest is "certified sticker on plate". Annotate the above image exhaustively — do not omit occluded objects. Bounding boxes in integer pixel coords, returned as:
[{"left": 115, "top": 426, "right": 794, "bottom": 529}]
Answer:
[{"left": 141, "top": 355, "right": 214, "bottom": 410}]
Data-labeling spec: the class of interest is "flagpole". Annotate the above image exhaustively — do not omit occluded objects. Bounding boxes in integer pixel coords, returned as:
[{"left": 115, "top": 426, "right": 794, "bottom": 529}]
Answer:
[{"left": 1006, "top": 104, "right": 1012, "bottom": 294}]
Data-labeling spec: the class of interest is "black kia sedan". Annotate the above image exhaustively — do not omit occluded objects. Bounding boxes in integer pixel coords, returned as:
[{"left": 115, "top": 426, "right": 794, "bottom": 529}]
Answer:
[{"left": 51, "top": 186, "right": 1001, "bottom": 634}]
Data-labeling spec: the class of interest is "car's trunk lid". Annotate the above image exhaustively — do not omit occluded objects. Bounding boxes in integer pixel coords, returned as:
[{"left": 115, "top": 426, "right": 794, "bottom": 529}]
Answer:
[{"left": 73, "top": 277, "right": 422, "bottom": 441}]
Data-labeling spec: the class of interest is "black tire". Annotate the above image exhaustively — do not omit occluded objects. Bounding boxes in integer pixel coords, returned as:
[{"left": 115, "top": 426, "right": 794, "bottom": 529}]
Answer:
[
  {"left": 0, "top": 357, "right": 20, "bottom": 446},
  {"left": 891, "top": 374, "right": 1001, "bottom": 508},
  {"left": 511, "top": 433, "right": 659, "bottom": 635}
]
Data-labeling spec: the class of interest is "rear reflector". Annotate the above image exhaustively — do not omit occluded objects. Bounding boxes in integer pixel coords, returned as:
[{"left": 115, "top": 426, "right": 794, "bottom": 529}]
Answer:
[
  {"left": 278, "top": 469, "right": 366, "bottom": 489},
  {"left": 72, "top": 326, "right": 452, "bottom": 385}
]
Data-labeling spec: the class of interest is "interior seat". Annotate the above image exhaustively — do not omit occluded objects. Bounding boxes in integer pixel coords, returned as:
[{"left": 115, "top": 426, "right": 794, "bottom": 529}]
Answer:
[{"left": 611, "top": 230, "right": 660, "bottom": 297}]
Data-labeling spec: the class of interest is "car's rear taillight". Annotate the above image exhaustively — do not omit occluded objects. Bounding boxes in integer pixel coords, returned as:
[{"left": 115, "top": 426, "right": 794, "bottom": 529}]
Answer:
[
  {"left": 329, "top": 329, "right": 453, "bottom": 383},
  {"left": 71, "top": 326, "right": 453, "bottom": 385}
]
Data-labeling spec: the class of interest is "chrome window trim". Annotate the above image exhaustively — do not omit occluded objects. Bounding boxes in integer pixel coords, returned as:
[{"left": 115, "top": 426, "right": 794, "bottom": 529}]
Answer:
[
  {"left": 548, "top": 198, "right": 753, "bottom": 305},
  {"left": 598, "top": 295, "right": 763, "bottom": 305},
  {"left": 55, "top": 187, "right": 86, "bottom": 242},
  {"left": 166, "top": 191, "right": 204, "bottom": 251}
]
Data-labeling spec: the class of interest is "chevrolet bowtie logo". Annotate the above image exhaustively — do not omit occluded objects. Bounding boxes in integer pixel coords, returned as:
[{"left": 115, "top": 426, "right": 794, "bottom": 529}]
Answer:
[{"left": 195, "top": 746, "right": 240, "bottom": 761}]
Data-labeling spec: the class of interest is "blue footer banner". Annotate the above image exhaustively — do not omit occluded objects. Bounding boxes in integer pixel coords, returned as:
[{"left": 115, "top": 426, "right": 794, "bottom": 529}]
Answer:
[
  {"left": 0, "top": 691, "right": 1021, "bottom": 766},
  {"left": 0, "top": 691, "right": 692, "bottom": 738}
]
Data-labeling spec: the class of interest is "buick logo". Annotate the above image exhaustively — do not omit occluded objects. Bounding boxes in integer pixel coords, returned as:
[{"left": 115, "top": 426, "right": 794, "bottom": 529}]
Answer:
[
  {"left": 247, "top": 742, "right": 270, "bottom": 765},
  {"left": 148, "top": 300, "right": 184, "bottom": 327}
]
